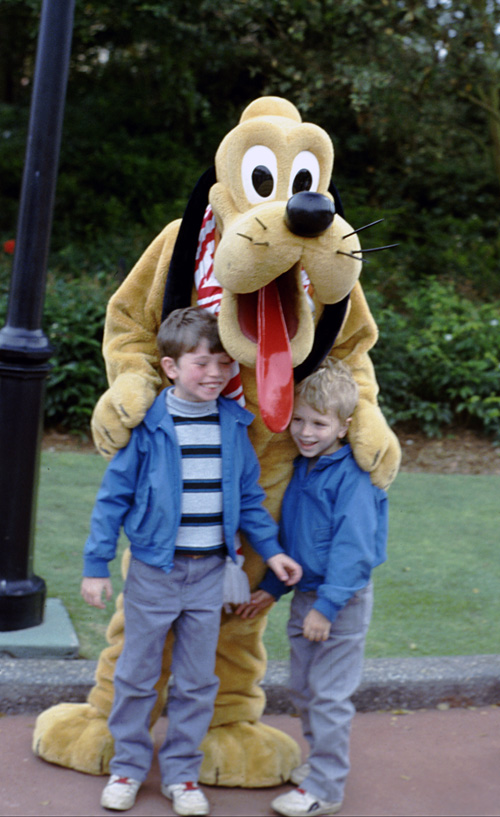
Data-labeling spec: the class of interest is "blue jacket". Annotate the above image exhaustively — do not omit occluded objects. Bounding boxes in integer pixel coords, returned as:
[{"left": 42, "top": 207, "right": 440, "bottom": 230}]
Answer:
[
  {"left": 260, "top": 443, "right": 388, "bottom": 623},
  {"left": 83, "top": 391, "right": 281, "bottom": 577}
]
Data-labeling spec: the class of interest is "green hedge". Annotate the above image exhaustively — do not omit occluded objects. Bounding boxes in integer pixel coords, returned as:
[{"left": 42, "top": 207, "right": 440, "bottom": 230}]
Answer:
[
  {"left": 0, "top": 255, "right": 115, "bottom": 434},
  {"left": 42, "top": 275, "right": 112, "bottom": 431},
  {"left": 368, "top": 280, "right": 500, "bottom": 439},
  {"left": 1, "top": 251, "right": 499, "bottom": 439}
]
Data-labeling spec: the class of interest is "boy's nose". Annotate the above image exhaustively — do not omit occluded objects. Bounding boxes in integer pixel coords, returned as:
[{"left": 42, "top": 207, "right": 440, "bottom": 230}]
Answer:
[{"left": 208, "top": 362, "right": 224, "bottom": 377}]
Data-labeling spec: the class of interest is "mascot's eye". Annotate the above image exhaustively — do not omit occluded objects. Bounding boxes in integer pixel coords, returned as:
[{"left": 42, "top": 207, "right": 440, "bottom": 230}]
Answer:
[
  {"left": 288, "top": 151, "right": 320, "bottom": 198},
  {"left": 292, "top": 169, "right": 313, "bottom": 194},
  {"left": 252, "top": 166, "right": 274, "bottom": 198},
  {"left": 242, "top": 145, "right": 278, "bottom": 203}
]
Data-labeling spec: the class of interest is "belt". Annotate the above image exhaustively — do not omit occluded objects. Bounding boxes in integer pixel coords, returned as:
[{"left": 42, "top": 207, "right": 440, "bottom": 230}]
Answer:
[{"left": 175, "top": 547, "right": 226, "bottom": 560}]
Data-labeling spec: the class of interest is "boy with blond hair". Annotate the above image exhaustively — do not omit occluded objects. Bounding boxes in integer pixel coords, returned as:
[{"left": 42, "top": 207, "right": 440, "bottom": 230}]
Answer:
[{"left": 238, "top": 358, "right": 389, "bottom": 817}]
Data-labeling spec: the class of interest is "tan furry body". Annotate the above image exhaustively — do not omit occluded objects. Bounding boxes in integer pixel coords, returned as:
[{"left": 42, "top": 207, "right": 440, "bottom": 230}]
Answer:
[{"left": 33, "top": 97, "right": 400, "bottom": 786}]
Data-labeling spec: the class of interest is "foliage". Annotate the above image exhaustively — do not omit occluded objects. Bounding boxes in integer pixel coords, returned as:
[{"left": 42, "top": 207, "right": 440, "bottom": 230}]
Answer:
[
  {"left": 2, "top": 215, "right": 499, "bottom": 440},
  {"left": 1, "top": 0, "right": 499, "bottom": 437},
  {"left": 0, "top": 248, "right": 116, "bottom": 433},
  {"left": 353, "top": 205, "right": 500, "bottom": 299},
  {"left": 42, "top": 274, "right": 112, "bottom": 431},
  {"left": 1, "top": 0, "right": 499, "bottom": 254},
  {"left": 367, "top": 280, "right": 500, "bottom": 438}
]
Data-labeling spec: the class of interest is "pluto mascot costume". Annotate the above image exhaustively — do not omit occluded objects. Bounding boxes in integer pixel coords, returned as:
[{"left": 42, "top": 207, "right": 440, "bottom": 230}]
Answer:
[{"left": 33, "top": 97, "right": 400, "bottom": 786}]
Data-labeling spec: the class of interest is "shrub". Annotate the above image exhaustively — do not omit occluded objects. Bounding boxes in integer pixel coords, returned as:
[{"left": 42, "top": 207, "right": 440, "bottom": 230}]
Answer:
[
  {"left": 2, "top": 249, "right": 499, "bottom": 439},
  {"left": 0, "top": 255, "right": 113, "bottom": 434},
  {"left": 42, "top": 275, "right": 113, "bottom": 432},
  {"left": 368, "top": 281, "right": 500, "bottom": 438}
]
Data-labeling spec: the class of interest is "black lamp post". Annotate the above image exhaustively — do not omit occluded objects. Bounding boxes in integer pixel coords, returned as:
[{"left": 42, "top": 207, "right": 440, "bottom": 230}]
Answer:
[{"left": 0, "top": 0, "right": 75, "bottom": 630}]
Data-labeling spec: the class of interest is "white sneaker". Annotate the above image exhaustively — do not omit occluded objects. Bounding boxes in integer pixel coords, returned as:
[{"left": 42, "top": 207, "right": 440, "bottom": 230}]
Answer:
[
  {"left": 162, "top": 781, "right": 210, "bottom": 816},
  {"left": 289, "top": 761, "right": 311, "bottom": 785},
  {"left": 271, "top": 787, "right": 342, "bottom": 817},
  {"left": 101, "top": 775, "right": 141, "bottom": 810}
]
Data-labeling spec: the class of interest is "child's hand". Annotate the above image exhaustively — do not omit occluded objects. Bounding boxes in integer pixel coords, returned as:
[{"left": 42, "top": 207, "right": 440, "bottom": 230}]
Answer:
[
  {"left": 235, "top": 590, "right": 275, "bottom": 619},
  {"left": 303, "top": 609, "right": 331, "bottom": 641},
  {"left": 267, "top": 553, "right": 303, "bottom": 586},
  {"left": 81, "top": 577, "right": 113, "bottom": 609}
]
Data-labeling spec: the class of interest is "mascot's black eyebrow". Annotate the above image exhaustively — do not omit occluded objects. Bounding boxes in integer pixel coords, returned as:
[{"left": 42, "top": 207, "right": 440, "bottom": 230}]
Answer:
[{"left": 161, "top": 167, "right": 351, "bottom": 383}]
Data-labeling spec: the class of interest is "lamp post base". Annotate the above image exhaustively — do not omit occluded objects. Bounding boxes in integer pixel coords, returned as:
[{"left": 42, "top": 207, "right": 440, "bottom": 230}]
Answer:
[{"left": 0, "top": 576, "right": 46, "bottom": 631}]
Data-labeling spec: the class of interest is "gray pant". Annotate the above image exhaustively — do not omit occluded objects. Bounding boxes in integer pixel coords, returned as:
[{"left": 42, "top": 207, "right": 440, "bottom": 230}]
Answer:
[
  {"left": 288, "top": 583, "right": 373, "bottom": 803},
  {"left": 108, "top": 554, "right": 225, "bottom": 784}
]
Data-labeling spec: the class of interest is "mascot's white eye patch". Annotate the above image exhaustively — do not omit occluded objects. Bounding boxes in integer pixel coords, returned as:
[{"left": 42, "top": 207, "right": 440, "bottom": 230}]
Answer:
[
  {"left": 288, "top": 151, "right": 320, "bottom": 198},
  {"left": 241, "top": 145, "right": 278, "bottom": 203}
]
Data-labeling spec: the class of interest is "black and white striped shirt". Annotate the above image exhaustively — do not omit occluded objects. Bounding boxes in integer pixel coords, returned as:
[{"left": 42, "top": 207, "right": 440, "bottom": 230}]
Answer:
[{"left": 166, "top": 389, "right": 225, "bottom": 554}]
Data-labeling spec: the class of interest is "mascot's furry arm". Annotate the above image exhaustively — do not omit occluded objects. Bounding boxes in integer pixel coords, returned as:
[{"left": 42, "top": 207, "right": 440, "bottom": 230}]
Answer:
[
  {"left": 33, "top": 96, "right": 400, "bottom": 785},
  {"left": 90, "top": 222, "right": 179, "bottom": 454}
]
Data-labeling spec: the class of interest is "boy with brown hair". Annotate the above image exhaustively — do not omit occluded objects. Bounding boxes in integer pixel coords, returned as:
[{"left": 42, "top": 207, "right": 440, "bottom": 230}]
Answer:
[{"left": 81, "top": 307, "right": 301, "bottom": 816}]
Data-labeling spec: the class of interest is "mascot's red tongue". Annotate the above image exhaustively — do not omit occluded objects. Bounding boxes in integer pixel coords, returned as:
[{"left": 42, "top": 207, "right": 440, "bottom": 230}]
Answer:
[{"left": 256, "top": 280, "right": 294, "bottom": 433}]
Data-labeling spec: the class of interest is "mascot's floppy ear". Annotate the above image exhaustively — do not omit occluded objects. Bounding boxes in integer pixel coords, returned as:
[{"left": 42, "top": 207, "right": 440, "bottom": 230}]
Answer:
[
  {"left": 161, "top": 165, "right": 216, "bottom": 320},
  {"left": 293, "top": 178, "right": 349, "bottom": 383},
  {"left": 329, "top": 180, "right": 344, "bottom": 219},
  {"left": 293, "top": 294, "right": 350, "bottom": 383}
]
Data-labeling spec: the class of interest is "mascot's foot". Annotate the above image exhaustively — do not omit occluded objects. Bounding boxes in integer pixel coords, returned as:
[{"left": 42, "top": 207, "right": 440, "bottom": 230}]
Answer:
[
  {"left": 33, "top": 703, "right": 114, "bottom": 775},
  {"left": 199, "top": 721, "right": 301, "bottom": 787}
]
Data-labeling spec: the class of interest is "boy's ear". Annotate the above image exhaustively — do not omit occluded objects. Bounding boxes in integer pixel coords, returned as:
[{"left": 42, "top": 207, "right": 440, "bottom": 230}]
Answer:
[
  {"left": 339, "top": 416, "right": 352, "bottom": 439},
  {"left": 160, "top": 356, "right": 178, "bottom": 381}
]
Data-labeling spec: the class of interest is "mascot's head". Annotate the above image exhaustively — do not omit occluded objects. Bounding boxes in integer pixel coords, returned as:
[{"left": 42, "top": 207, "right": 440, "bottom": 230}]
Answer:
[{"left": 164, "top": 96, "right": 364, "bottom": 432}]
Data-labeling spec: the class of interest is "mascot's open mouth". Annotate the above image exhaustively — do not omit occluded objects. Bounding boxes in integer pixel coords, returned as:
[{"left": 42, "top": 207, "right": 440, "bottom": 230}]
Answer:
[
  {"left": 237, "top": 268, "right": 301, "bottom": 434},
  {"left": 237, "top": 269, "right": 299, "bottom": 343}
]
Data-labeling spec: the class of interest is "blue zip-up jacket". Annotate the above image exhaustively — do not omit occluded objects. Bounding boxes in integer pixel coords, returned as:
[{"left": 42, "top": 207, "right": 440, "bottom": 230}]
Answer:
[
  {"left": 83, "top": 391, "right": 282, "bottom": 577},
  {"left": 260, "top": 443, "right": 388, "bottom": 623}
]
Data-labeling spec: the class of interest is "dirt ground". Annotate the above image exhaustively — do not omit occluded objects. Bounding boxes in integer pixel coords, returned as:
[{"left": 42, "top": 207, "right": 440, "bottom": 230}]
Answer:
[
  {"left": 42, "top": 425, "right": 500, "bottom": 475},
  {"left": 396, "top": 425, "right": 500, "bottom": 475}
]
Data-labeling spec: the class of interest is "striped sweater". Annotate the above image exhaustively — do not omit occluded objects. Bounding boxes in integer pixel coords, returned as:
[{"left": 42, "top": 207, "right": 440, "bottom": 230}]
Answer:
[{"left": 166, "top": 389, "right": 225, "bottom": 554}]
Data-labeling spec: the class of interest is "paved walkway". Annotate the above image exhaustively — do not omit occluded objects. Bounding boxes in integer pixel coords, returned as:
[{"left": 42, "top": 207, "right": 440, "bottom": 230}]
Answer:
[{"left": 1, "top": 709, "right": 500, "bottom": 816}]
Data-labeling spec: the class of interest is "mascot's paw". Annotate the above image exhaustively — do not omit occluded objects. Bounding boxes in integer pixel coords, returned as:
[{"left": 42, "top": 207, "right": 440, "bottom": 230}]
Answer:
[
  {"left": 349, "top": 405, "right": 401, "bottom": 490},
  {"left": 33, "top": 703, "right": 114, "bottom": 775},
  {"left": 370, "top": 426, "right": 401, "bottom": 489},
  {"left": 91, "top": 373, "right": 157, "bottom": 458},
  {"left": 199, "top": 721, "right": 301, "bottom": 788}
]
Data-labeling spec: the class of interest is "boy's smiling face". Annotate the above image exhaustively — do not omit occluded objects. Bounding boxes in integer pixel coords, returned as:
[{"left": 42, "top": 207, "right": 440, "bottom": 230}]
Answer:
[
  {"left": 160, "top": 338, "right": 233, "bottom": 403},
  {"left": 289, "top": 397, "right": 350, "bottom": 459}
]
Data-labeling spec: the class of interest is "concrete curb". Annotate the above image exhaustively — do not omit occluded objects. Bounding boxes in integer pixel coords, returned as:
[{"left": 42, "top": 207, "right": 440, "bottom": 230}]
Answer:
[
  {"left": 266, "top": 654, "right": 500, "bottom": 713},
  {"left": 2, "top": 654, "right": 500, "bottom": 715}
]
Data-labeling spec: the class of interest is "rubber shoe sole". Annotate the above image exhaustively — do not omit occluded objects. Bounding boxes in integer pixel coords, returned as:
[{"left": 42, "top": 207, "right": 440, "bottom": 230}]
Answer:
[
  {"left": 162, "top": 781, "right": 210, "bottom": 816},
  {"left": 271, "top": 787, "right": 342, "bottom": 816},
  {"left": 101, "top": 775, "right": 141, "bottom": 811}
]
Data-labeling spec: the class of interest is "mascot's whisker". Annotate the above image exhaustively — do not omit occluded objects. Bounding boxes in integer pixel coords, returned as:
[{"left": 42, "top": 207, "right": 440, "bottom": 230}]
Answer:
[
  {"left": 255, "top": 217, "right": 268, "bottom": 230},
  {"left": 336, "top": 250, "right": 367, "bottom": 262},
  {"left": 337, "top": 243, "right": 398, "bottom": 262},
  {"left": 235, "top": 231, "right": 269, "bottom": 246},
  {"left": 351, "top": 244, "right": 399, "bottom": 254},
  {"left": 342, "top": 218, "right": 384, "bottom": 239}
]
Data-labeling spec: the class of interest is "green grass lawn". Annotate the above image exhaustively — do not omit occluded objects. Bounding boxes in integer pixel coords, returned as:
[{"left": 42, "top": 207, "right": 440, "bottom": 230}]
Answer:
[{"left": 35, "top": 451, "right": 500, "bottom": 661}]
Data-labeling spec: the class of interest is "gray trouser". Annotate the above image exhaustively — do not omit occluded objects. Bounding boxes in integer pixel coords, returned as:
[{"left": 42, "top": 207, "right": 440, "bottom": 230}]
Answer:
[
  {"left": 108, "top": 554, "right": 225, "bottom": 784},
  {"left": 288, "top": 583, "right": 373, "bottom": 803}
]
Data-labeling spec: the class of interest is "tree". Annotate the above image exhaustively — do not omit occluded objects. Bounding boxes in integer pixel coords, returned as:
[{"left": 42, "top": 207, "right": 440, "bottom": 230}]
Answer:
[
  {"left": 428, "top": 0, "right": 500, "bottom": 188},
  {"left": 1, "top": 0, "right": 498, "bottom": 283}
]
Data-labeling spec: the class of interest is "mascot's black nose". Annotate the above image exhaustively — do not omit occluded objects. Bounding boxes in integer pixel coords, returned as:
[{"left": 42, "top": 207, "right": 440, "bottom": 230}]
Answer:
[{"left": 285, "top": 191, "right": 335, "bottom": 238}]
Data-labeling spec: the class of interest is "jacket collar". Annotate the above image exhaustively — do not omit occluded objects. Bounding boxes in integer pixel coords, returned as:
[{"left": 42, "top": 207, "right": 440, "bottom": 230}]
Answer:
[
  {"left": 143, "top": 389, "right": 255, "bottom": 432},
  {"left": 294, "top": 442, "right": 352, "bottom": 472}
]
